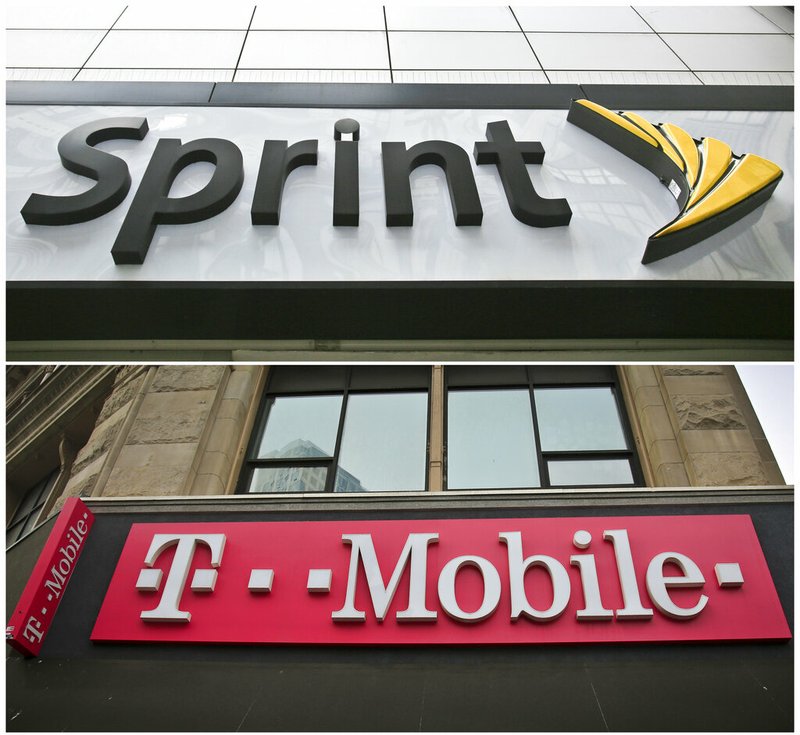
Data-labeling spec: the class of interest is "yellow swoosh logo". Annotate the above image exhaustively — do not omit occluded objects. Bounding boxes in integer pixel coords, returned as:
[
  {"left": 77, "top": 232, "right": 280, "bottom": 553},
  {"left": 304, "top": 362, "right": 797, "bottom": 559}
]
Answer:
[{"left": 567, "top": 99, "right": 783, "bottom": 264}]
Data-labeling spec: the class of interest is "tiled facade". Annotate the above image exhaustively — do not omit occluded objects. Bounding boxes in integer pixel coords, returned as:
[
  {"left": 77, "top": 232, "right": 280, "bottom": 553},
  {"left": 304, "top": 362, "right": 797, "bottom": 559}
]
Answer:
[{"left": 6, "top": 3, "right": 794, "bottom": 85}]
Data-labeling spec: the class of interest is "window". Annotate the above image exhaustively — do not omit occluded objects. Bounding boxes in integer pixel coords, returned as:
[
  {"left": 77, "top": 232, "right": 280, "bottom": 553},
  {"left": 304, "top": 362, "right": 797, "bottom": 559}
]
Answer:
[
  {"left": 239, "top": 365, "right": 643, "bottom": 495},
  {"left": 6, "top": 468, "right": 59, "bottom": 548},
  {"left": 448, "top": 388, "right": 540, "bottom": 489},
  {"left": 240, "top": 367, "right": 430, "bottom": 494},
  {"left": 7, "top": 366, "right": 118, "bottom": 548},
  {"left": 445, "top": 366, "right": 642, "bottom": 490}
]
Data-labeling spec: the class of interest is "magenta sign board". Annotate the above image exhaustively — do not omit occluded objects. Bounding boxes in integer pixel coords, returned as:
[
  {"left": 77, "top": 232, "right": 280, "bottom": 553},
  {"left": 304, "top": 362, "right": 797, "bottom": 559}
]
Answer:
[
  {"left": 91, "top": 514, "right": 790, "bottom": 647},
  {"left": 6, "top": 498, "right": 94, "bottom": 657}
]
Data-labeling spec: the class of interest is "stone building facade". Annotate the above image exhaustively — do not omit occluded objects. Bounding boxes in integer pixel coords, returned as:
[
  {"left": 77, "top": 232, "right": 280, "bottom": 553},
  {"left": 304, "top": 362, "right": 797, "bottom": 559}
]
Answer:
[
  {"left": 7, "top": 364, "right": 784, "bottom": 525},
  {"left": 621, "top": 365, "right": 784, "bottom": 488}
]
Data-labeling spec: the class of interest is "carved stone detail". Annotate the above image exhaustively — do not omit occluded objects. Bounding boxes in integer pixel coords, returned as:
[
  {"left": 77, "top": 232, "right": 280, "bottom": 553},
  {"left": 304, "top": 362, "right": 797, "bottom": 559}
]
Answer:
[
  {"left": 662, "top": 367, "right": 724, "bottom": 376},
  {"left": 673, "top": 395, "right": 747, "bottom": 431}
]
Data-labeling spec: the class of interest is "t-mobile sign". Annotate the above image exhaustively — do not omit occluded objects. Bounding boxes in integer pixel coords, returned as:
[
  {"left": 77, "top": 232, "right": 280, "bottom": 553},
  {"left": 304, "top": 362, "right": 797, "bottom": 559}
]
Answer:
[
  {"left": 6, "top": 498, "right": 94, "bottom": 657},
  {"left": 91, "top": 515, "right": 789, "bottom": 646}
]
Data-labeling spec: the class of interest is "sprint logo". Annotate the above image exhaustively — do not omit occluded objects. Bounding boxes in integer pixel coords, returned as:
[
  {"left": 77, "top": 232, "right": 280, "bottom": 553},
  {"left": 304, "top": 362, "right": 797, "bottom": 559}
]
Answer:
[{"left": 567, "top": 99, "right": 783, "bottom": 264}]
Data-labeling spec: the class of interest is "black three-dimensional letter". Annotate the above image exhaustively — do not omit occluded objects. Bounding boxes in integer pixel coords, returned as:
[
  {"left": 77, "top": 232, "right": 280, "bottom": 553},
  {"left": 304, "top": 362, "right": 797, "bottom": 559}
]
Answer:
[
  {"left": 251, "top": 140, "right": 318, "bottom": 225},
  {"left": 382, "top": 141, "right": 483, "bottom": 226},
  {"left": 111, "top": 138, "right": 244, "bottom": 265},
  {"left": 474, "top": 120, "right": 571, "bottom": 227},
  {"left": 333, "top": 119, "right": 360, "bottom": 226},
  {"left": 21, "top": 117, "right": 149, "bottom": 225}
]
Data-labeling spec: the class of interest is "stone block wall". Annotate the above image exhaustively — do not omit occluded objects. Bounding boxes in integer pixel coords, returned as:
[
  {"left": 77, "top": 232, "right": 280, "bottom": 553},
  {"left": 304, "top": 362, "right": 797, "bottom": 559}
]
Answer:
[
  {"left": 54, "top": 365, "right": 265, "bottom": 505},
  {"left": 191, "top": 365, "right": 265, "bottom": 495},
  {"left": 51, "top": 366, "right": 148, "bottom": 512},
  {"left": 620, "top": 365, "right": 783, "bottom": 487}
]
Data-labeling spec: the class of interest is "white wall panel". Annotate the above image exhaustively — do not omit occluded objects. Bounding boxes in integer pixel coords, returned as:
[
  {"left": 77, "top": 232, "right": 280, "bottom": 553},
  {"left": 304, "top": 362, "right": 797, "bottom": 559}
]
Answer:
[
  {"left": 86, "top": 30, "right": 245, "bottom": 69},
  {"left": 634, "top": 6, "right": 787, "bottom": 34},
  {"left": 389, "top": 32, "right": 541, "bottom": 70},
  {"left": 662, "top": 34, "right": 794, "bottom": 73}
]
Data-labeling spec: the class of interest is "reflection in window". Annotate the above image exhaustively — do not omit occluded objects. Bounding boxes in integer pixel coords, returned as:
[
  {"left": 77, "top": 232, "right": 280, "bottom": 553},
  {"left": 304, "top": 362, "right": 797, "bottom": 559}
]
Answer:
[
  {"left": 547, "top": 459, "right": 633, "bottom": 487},
  {"left": 337, "top": 392, "right": 428, "bottom": 492},
  {"left": 7, "top": 469, "right": 58, "bottom": 548},
  {"left": 242, "top": 368, "right": 430, "bottom": 494},
  {"left": 535, "top": 387, "right": 627, "bottom": 451},
  {"left": 257, "top": 394, "right": 342, "bottom": 459},
  {"left": 447, "top": 389, "right": 540, "bottom": 490},
  {"left": 250, "top": 466, "right": 329, "bottom": 494},
  {"left": 242, "top": 367, "right": 642, "bottom": 495},
  {"left": 445, "top": 368, "right": 640, "bottom": 490}
]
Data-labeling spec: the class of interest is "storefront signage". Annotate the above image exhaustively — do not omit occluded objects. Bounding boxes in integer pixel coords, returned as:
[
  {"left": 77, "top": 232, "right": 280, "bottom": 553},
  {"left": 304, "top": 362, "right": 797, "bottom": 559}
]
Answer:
[
  {"left": 6, "top": 498, "right": 94, "bottom": 657},
  {"left": 91, "top": 515, "right": 789, "bottom": 647},
  {"left": 7, "top": 106, "right": 792, "bottom": 284},
  {"left": 19, "top": 115, "right": 574, "bottom": 266},
  {"left": 18, "top": 101, "right": 782, "bottom": 267}
]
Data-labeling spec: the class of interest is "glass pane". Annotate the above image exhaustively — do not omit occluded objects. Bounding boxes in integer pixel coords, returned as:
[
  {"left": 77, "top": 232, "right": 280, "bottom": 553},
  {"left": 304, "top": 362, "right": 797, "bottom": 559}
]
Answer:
[
  {"left": 37, "top": 471, "right": 59, "bottom": 503},
  {"left": 447, "top": 389, "right": 540, "bottom": 490},
  {"left": 257, "top": 395, "right": 342, "bottom": 459},
  {"left": 249, "top": 466, "right": 329, "bottom": 493},
  {"left": 267, "top": 366, "right": 347, "bottom": 393},
  {"left": 534, "top": 387, "right": 627, "bottom": 451},
  {"left": 548, "top": 459, "right": 633, "bottom": 486},
  {"left": 21, "top": 507, "right": 43, "bottom": 537},
  {"left": 446, "top": 365, "right": 529, "bottom": 387},
  {"left": 336, "top": 392, "right": 428, "bottom": 492},
  {"left": 350, "top": 365, "right": 430, "bottom": 390},
  {"left": 6, "top": 521, "right": 25, "bottom": 547},
  {"left": 11, "top": 480, "right": 44, "bottom": 521}
]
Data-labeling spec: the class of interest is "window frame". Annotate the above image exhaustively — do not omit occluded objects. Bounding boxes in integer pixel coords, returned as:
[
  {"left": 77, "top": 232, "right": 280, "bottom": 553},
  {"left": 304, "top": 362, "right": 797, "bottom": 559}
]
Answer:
[
  {"left": 238, "top": 366, "right": 644, "bottom": 495},
  {"left": 444, "top": 367, "right": 644, "bottom": 491},
  {"left": 6, "top": 468, "right": 59, "bottom": 548},
  {"left": 238, "top": 367, "right": 432, "bottom": 495}
]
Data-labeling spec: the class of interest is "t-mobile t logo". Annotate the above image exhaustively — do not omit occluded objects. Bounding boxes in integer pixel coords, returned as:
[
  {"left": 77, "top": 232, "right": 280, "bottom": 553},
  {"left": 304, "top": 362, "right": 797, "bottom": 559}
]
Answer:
[{"left": 136, "top": 533, "right": 226, "bottom": 622}]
